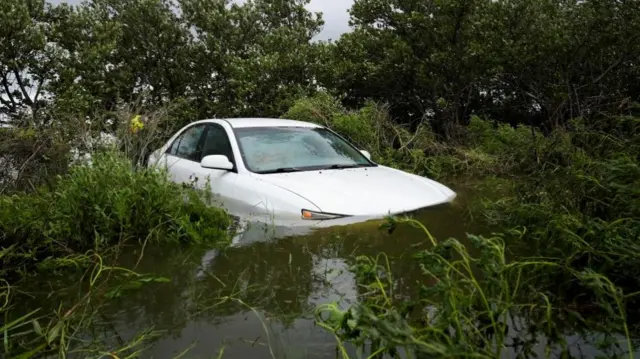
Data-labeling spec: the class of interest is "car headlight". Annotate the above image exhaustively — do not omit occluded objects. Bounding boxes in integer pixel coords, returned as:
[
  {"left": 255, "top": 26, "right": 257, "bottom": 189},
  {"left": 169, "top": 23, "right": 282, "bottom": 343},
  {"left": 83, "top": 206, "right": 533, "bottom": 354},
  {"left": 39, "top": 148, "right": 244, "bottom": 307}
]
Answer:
[{"left": 301, "top": 209, "right": 348, "bottom": 220}]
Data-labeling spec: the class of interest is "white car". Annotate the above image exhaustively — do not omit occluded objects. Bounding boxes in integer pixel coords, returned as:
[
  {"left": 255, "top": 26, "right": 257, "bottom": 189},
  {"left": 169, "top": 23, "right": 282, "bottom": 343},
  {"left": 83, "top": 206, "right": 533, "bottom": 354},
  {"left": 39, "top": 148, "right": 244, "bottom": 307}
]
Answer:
[{"left": 147, "top": 118, "right": 456, "bottom": 226}]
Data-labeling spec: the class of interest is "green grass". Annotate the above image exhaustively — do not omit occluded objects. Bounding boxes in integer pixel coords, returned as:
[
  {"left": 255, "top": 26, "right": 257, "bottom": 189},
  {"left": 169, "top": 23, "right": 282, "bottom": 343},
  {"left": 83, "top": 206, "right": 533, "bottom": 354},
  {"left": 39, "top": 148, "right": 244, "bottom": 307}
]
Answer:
[
  {"left": 0, "top": 150, "right": 233, "bottom": 358},
  {"left": 300, "top": 99, "right": 640, "bottom": 358},
  {"left": 0, "top": 151, "right": 231, "bottom": 264},
  {"left": 316, "top": 218, "right": 636, "bottom": 359}
]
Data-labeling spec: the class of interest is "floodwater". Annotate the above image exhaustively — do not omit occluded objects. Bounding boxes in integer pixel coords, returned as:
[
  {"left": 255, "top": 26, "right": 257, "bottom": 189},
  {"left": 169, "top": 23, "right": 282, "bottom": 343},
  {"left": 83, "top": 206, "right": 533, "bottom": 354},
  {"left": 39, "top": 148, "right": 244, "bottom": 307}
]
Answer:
[
  {"left": 13, "top": 185, "right": 637, "bottom": 358},
  {"left": 118, "top": 195, "right": 481, "bottom": 359}
]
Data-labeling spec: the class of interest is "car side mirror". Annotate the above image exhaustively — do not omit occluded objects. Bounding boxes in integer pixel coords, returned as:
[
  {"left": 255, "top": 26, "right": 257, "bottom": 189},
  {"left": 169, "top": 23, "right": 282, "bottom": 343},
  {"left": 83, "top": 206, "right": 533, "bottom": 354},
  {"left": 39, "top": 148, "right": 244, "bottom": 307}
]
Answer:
[
  {"left": 201, "top": 155, "right": 234, "bottom": 170},
  {"left": 360, "top": 150, "right": 372, "bottom": 160}
]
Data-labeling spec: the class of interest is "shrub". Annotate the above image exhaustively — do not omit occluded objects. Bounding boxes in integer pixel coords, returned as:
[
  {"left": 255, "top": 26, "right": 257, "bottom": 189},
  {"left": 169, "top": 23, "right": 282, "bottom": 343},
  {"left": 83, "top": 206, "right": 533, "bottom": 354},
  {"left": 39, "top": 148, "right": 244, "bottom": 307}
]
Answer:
[
  {"left": 284, "top": 94, "right": 387, "bottom": 152},
  {"left": 0, "top": 151, "right": 232, "bottom": 271},
  {"left": 0, "top": 127, "right": 71, "bottom": 194},
  {"left": 481, "top": 116, "right": 640, "bottom": 312},
  {"left": 283, "top": 91, "right": 346, "bottom": 127},
  {"left": 316, "top": 218, "right": 635, "bottom": 358}
]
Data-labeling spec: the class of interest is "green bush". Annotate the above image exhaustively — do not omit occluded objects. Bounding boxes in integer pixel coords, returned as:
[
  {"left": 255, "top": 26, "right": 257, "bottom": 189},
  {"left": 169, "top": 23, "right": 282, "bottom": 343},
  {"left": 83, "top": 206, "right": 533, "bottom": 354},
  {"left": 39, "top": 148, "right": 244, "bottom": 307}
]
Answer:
[
  {"left": 0, "top": 152, "right": 231, "bottom": 270},
  {"left": 466, "top": 116, "right": 537, "bottom": 154},
  {"left": 317, "top": 219, "right": 635, "bottom": 358},
  {"left": 284, "top": 94, "right": 535, "bottom": 181},
  {"left": 283, "top": 91, "right": 346, "bottom": 126},
  {"left": 481, "top": 116, "right": 640, "bottom": 307},
  {"left": 284, "top": 94, "right": 389, "bottom": 153}
]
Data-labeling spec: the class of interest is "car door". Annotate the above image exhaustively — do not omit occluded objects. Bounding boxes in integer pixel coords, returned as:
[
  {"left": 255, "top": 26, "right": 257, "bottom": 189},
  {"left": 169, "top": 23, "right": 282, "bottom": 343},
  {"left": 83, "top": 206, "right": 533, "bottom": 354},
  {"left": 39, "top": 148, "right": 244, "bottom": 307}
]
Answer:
[
  {"left": 191, "top": 123, "right": 240, "bottom": 212},
  {"left": 164, "top": 123, "right": 207, "bottom": 185}
]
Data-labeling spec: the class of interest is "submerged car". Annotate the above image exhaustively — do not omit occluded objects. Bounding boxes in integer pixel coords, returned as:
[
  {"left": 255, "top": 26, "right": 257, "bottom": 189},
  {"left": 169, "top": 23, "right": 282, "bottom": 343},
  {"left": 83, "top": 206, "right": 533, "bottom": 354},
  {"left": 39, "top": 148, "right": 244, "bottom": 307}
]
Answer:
[{"left": 147, "top": 118, "right": 456, "bottom": 224}]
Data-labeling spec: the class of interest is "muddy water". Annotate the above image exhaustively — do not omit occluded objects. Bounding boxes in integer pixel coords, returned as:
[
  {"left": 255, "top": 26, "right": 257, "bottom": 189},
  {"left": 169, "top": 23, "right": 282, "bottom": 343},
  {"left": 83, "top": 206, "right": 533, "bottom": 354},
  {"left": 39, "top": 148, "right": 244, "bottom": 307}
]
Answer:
[
  {"left": 16, "top": 186, "right": 631, "bottom": 358},
  {"left": 95, "top": 189, "right": 482, "bottom": 358}
]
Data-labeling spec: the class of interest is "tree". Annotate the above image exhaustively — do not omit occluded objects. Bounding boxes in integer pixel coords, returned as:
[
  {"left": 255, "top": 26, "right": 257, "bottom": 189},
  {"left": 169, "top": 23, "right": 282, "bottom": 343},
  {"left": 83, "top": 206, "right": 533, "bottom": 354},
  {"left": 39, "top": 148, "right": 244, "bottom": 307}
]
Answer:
[
  {"left": 0, "top": 0, "right": 73, "bottom": 124},
  {"left": 319, "top": 0, "right": 494, "bottom": 136},
  {"left": 179, "top": 0, "right": 325, "bottom": 119},
  {"left": 52, "top": 0, "right": 195, "bottom": 119},
  {"left": 319, "top": 0, "right": 640, "bottom": 135}
]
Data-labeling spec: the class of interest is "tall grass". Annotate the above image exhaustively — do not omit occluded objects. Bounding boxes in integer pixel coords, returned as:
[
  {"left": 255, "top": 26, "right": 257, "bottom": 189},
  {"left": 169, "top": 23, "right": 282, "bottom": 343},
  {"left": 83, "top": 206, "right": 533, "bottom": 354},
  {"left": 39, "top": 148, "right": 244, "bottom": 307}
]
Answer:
[
  {"left": 480, "top": 116, "right": 640, "bottom": 315},
  {"left": 298, "top": 96, "right": 640, "bottom": 358},
  {"left": 0, "top": 151, "right": 231, "bottom": 257},
  {"left": 316, "top": 218, "right": 636, "bottom": 358},
  {"left": 0, "top": 148, "right": 232, "bottom": 358}
]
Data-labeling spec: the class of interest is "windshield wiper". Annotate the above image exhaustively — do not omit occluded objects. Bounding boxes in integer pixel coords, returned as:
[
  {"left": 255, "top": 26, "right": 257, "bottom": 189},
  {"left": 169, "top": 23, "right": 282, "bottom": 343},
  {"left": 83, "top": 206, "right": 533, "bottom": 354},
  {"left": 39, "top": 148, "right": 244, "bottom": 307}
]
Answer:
[
  {"left": 324, "top": 164, "right": 368, "bottom": 170},
  {"left": 259, "top": 164, "right": 371, "bottom": 174},
  {"left": 259, "top": 167, "right": 304, "bottom": 174}
]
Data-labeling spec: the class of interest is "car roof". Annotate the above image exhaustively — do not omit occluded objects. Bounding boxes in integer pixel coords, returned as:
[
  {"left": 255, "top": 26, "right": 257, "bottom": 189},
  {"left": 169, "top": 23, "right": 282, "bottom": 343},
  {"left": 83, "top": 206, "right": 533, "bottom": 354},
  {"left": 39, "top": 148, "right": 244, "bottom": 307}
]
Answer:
[{"left": 214, "top": 118, "right": 323, "bottom": 129}]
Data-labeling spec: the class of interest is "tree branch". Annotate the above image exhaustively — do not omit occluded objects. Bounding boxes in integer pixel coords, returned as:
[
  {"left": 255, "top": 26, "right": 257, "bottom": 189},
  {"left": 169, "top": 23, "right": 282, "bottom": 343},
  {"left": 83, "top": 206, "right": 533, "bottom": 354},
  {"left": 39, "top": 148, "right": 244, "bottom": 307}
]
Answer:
[
  {"left": 33, "top": 75, "right": 46, "bottom": 107},
  {"left": 12, "top": 68, "right": 34, "bottom": 107},
  {"left": 451, "top": 0, "right": 471, "bottom": 46},
  {"left": 0, "top": 71, "right": 17, "bottom": 109},
  {"left": 0, "top": 96, "right": 13, "bottom": 108},
  {"left": 591, "top": 56, "right": 625, "bottom": 85},
  {"left": 591, "top": 35, "right": 640, "bottom": 85}
]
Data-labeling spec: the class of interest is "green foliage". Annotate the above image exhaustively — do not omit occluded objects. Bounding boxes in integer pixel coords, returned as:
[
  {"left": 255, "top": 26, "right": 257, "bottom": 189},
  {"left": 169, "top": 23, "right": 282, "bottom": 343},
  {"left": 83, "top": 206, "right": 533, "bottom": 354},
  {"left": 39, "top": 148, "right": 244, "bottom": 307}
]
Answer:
[
  {"left": 2, "top": 0, "right": 639, "bottom": 135},
  {"left": 285, "top": 93, "right": 401, "bottom": 158},
  {"left": 0, "top": 151, "right": 231, "bottom": 270},
  {"left": 284, "top": 94, "right": 538, "bottom": 180},
  {"left": 320, "top": 0, "right": 640, "bottom": 134},
  {"left": 482, "top": 117, "right": 640, "bottom": 288},
  {"left": 0, "top": 0, "right": 69, "bottom": 122},
  {"left": 317, "top": 218, "right": 636, "bottom": 358},
  {"left": 179, "top": 0, "right": 324, "bottom": 118},
  {"left": 0, "top": 0, "right": 325, "bottom": 126},
  {"left": 467, "top": 116, "right": 537, "bottom": 155},
  {"left": 284, "top": 91, "right": 346, "bottom": 126}
]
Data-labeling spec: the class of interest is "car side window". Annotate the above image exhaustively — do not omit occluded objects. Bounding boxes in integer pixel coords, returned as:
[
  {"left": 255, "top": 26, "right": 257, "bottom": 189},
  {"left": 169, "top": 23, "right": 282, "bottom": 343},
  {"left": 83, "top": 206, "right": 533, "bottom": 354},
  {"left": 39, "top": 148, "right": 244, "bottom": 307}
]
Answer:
[
  {"left": 167, "top": 124, "right": 206, "bottom": 161},
  {"left": 202, "top": 124, "right": 234, "bottom": 161}
]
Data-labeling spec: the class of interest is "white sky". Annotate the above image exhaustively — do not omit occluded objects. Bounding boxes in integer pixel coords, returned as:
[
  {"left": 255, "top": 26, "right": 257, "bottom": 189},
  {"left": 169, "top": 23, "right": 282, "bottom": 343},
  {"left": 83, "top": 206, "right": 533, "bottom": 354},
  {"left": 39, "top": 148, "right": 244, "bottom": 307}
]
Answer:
[{"left": 50, "top": 0, "right": 353, "bottom": 41}]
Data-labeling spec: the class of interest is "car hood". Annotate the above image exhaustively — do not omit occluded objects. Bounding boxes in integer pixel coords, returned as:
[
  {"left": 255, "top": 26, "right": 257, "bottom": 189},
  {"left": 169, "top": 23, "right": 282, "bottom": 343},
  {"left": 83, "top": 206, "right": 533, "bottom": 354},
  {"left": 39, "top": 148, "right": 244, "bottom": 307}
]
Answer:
[{"left": 252, "top": 165, "right": 456, "bottom": 216}]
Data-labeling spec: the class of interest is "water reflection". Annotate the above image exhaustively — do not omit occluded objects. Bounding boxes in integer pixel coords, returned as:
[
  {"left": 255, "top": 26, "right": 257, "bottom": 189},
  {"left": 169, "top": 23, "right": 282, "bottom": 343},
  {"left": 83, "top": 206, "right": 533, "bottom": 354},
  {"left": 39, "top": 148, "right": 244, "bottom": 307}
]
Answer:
[{"left": 91, "top": 198, "right": 479, "bottom": 358}]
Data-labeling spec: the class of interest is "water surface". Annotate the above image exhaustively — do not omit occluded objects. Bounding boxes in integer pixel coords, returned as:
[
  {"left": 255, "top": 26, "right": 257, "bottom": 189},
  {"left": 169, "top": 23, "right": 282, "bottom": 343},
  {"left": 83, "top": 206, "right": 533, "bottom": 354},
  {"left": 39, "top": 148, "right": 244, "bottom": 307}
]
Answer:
[{"left": 103, "top": 189, "right": 480, "bottom": 358}]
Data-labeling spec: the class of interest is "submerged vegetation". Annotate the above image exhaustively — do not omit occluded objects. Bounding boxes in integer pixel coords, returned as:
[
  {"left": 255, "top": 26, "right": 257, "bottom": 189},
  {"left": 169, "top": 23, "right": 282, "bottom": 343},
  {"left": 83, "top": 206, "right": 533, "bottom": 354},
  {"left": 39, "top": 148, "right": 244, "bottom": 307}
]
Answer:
[{"left": 1, "top": 0, "right": 640, "bottom": 357}]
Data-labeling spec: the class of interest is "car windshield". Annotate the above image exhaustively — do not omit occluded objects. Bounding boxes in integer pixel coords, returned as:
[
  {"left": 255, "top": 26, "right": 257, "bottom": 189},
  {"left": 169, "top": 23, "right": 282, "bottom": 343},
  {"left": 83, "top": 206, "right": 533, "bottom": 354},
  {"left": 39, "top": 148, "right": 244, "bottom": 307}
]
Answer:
[{"left": 234, "top": 126, "right": 375, "bottom": 174}]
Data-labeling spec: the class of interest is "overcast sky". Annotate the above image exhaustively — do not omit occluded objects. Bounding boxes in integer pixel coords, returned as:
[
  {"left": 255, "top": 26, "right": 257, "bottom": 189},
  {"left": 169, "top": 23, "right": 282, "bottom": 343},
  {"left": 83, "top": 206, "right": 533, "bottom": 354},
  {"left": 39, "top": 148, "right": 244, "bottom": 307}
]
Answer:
[{"left": 50, "top": 0, "right": 353, "bottom": 41}]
